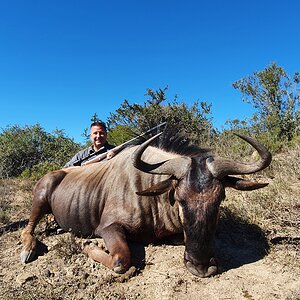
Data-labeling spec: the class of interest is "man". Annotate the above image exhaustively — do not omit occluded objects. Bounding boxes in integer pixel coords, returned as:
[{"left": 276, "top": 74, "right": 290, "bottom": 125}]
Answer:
[{"left": 64, "top": 121, "right": 115, "bottom": 167}]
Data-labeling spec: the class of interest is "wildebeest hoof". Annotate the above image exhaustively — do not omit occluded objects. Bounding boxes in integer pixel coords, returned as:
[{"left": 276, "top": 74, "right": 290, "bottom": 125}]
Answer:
[
  {"left": 20, "top": 249, "right": 36, "bottom": 264},
  {"left": 113, "top": 259, "right": 127, "bottom": 274},
  {"left": 113, "top": 264, "right": 126, "bottom": 274}
]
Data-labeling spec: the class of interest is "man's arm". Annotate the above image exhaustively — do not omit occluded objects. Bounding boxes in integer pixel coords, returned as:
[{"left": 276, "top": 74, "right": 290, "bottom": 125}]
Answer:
[
  {"left": 64, "top": 153, "right": 82, "bottom": 168},
  {"left": 64, "top": 148, "right": 91, "bottom": 168}
]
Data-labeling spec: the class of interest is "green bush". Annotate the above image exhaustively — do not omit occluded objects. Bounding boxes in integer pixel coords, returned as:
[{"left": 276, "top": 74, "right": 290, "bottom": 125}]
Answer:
[
  {"left": 232, "top": 62, "right": 299, "bottom": 142},
  {"left": 107, "top": 87, "right": 214, "bottom": 146},
  {"left": 20, "top": 162, "right": 61, "bottom": 181},
  {"left": 0, "top": 124, "right": 81, "bottom": 179}
]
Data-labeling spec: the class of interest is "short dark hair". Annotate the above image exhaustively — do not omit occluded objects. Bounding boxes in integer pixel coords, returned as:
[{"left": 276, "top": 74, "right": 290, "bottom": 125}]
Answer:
[{"left": 90, "top": 121, "right": 107, "bottom": 132}]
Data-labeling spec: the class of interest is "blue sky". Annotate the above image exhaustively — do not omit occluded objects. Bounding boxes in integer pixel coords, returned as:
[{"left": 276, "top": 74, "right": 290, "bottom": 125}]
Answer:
[{"left": 1, "top": 0, "right": 299, "bottom": 143}]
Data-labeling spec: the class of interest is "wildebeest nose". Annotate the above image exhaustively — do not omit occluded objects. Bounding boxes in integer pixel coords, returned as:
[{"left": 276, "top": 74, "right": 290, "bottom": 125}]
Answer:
[{"left": 184, "top": 251, "right": 218, "bottom": 277}]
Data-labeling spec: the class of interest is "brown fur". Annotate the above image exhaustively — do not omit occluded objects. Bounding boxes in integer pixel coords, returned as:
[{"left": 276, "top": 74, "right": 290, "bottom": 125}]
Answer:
[{"left": 20, "top": 140, "right": 269, "bottom": 277}]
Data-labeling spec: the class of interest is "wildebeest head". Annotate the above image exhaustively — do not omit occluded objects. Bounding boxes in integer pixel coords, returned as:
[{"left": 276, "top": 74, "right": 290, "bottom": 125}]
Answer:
[{"left": 132, "top": 132, "right": 272, "bottom": 277}]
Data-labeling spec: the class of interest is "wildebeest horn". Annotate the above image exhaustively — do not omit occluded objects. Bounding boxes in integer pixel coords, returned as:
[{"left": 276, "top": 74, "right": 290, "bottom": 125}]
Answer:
[
  {"left": 131, "top": 133, "right": 191, "bottom": 178},
  {"left": 206, "top": 133, "right": 272, "bottom": 179}
]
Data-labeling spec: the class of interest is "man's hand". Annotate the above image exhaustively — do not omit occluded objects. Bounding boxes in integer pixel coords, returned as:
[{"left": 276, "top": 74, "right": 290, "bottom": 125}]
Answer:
[{"left": 106, "top": 150, "right": 115, "bottom": 160}]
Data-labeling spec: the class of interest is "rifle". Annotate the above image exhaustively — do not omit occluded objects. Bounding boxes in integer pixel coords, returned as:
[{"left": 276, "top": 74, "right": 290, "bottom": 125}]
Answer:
[
  {"left": 81, "top": 122, "right": 166, "bottom": 166},
  {"left": 70, "top": 147, "right": 111, "bottom": 166}
]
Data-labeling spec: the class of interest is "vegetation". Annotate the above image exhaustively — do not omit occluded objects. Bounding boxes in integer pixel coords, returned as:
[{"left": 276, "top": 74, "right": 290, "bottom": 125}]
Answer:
[
  {"left": 0, "top": 126, "right": 299, "bottom": 299},
  {"left": 107, "top": 87, "right": 213, "bottom": 145},
  {"left": 0, "top": 124, "right": 81, "bottom": 179},
  {"left": 0, "top": 63, "right": 299, "bottom": 299},
  {"left": 232, "top": 62, "right": 299, "bottom": 151},
  {"left": 0, "top": 63, "right": 299, "bottom": 178}
]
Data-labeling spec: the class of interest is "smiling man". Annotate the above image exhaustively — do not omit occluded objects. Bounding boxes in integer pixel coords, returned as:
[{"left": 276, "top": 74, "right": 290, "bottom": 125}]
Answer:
[{"left": 64, "top": 121, "right": 115, "bottom": 167}]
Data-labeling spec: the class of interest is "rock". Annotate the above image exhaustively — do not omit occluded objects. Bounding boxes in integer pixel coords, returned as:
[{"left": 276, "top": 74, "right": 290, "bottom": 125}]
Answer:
[
  {"left": 43, "top": 269, "right": 52, "bottom": 278},
  {"left": 16, "top": 272, "right": 37, "bottom": 286}
]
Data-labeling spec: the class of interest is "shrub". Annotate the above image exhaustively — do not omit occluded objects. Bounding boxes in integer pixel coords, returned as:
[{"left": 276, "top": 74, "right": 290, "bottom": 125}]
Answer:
[{"left": 0, "top": 124, "right": 81, "bottom": 178}]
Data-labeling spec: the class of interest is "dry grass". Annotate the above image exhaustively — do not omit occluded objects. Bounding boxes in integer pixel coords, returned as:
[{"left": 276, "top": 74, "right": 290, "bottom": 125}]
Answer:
[
  {"left": 0, "top": 179, "right": 33, "bottom": 234},
  {"left": 0, "top": 143, "right": 299, "bottom": 299},
  {"left": 221, "top": 144, "right": 300, "bottom": 273}
]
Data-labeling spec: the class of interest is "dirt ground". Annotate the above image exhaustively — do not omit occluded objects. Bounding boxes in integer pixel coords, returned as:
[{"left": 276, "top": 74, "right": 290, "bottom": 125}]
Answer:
[{"left": 0, "top": 176, "right": 299, "bottom": 300}]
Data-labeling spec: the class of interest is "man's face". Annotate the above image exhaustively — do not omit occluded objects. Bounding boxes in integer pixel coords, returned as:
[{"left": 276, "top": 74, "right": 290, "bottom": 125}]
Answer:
[{"left": 90, "top": 125, "right": 107, "bottom": 150}]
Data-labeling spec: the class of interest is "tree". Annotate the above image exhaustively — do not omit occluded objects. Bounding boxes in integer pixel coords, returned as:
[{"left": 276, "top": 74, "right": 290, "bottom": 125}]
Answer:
[
  {"left": 232, "top": 62, "right": 300, "bottom": 141},
  {"left": 107, "top": 87, "right": 214, "bottom": 145},
  {"left": 0, "top": 124, "right": 81, "bottom": 178}
]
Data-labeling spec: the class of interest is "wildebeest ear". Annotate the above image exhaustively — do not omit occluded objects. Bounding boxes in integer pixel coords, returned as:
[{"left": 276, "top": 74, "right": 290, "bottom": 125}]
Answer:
[
  {"left": 223, "top": 176, "right": 269, "bottom": 191},
  {"left": 136, "top": 178, "right": 177, "bottom": 196}
]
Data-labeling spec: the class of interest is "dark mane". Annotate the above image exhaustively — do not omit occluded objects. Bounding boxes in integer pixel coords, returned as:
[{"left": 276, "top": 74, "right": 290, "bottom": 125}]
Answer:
[
  {"left": 154, "top": 129, "right": 211, "bottom": 157},
  {"left": 123, "top": 128, "right": 211, "bottom": 158}
]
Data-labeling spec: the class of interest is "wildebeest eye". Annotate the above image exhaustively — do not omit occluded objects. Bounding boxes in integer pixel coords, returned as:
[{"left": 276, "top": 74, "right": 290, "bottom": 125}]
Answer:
[
  {"left": 168, "top": 189, "right": 175, "bottom": 206},
  {"left": 178, "top": 198, "right": 187, "bottom": 207}
]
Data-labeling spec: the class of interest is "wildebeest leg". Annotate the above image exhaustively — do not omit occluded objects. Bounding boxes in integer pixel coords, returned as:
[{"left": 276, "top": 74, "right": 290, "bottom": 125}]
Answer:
[
  {"left": 20, "top": 220, "right": 38, "bottom": 263},
  {"left": 20, "top": 170, "right": 65, "bottom": 263},
  {"left": 20, "top": 199, "right": 50, "bottom": 263},
  {"left": 83, "top": 224, "right": 131, "bottom": 273}
]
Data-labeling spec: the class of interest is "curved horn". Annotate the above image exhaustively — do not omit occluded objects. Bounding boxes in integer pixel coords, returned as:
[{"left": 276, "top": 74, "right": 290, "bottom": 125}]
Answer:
[
  {"left": 131, "top": 133, "right": 191, "bottom": 178},
  {"left": 206, "top": 133, "right": 272, "bottom": 179}
]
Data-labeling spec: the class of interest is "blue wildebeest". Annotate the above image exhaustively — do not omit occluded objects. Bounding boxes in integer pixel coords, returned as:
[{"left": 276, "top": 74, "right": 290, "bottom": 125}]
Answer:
[{"left": 20, "top": 132, "right": 271, "bottom": 277}]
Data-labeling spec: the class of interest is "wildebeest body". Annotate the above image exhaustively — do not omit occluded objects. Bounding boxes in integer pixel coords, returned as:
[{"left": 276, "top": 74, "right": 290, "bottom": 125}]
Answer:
[
  {"left": 21, "top": 132, "right": 272, "bottom": 277},
  {"left": 42, "top": 147, "right": 183, "bottom": 241}
]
